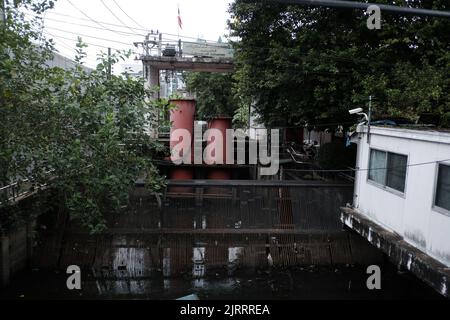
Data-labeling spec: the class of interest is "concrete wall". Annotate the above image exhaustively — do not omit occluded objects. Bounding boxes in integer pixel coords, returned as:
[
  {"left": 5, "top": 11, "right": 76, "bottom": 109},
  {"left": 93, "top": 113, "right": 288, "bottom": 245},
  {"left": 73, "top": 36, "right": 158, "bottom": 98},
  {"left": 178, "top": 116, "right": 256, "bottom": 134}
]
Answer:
[
  {"left": 45, "top": 51, "right": 92, "bottom": 73},
  {"left": 353, "top": 126, "right": 450, "bottom": 267}
]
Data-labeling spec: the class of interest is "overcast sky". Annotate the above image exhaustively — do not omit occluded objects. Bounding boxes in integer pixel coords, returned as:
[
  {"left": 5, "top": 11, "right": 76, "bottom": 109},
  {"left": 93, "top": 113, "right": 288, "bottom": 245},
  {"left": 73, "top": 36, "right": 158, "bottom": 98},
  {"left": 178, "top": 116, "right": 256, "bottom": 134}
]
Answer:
[{"left": 38, "top": 0, "right": 233, "bottom": 69}]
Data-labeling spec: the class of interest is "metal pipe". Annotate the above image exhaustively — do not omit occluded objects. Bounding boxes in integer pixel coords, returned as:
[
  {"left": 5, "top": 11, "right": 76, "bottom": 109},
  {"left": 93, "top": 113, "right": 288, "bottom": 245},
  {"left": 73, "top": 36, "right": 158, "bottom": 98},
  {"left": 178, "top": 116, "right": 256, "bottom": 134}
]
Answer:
[
  {"left": 272, "top": 0, "right": 450, "bottom": 18},
  {"left": 156, "top": 179, "right": 354, "bottom": 188},
  {"left": 367, "top": 95, "right": 372, "bottom": 144}
]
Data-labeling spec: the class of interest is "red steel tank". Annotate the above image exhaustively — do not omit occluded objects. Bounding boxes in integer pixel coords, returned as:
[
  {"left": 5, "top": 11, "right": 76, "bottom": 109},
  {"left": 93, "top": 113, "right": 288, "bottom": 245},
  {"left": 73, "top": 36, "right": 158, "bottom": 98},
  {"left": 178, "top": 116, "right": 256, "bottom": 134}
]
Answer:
[
  {"left": 169, "top": 99, "right": 195, "bottom": 180},
  {"left": 205, "top": 117, "right": 232, "bottom": 180}
]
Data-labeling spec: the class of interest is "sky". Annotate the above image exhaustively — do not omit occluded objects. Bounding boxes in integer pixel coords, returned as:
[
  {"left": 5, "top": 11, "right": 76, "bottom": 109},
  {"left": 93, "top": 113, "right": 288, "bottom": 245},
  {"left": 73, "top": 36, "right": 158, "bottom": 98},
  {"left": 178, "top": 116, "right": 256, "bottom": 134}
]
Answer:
[{"left": 36, "top": 0, "right": 234, "bottom": 69}]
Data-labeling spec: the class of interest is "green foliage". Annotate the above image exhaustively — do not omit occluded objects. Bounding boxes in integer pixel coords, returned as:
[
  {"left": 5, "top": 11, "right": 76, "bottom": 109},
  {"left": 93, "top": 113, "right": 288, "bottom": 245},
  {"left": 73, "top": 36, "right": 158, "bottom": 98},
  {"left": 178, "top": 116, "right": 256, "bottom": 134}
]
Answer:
[
  {"left": 441, "top": 112, "right": 450, "bottom": 128},
  {"left": 1, "top": 1, "right": 166, "bottom": 233},
  {"left": 184, "top": 71, "right": 237, "bottom": 120},
  {"left": 229, "top": 0, "right": 450, "bottom": 127},
  {"left": 232, "top": 98, "right": 249, "bottom": 128}
]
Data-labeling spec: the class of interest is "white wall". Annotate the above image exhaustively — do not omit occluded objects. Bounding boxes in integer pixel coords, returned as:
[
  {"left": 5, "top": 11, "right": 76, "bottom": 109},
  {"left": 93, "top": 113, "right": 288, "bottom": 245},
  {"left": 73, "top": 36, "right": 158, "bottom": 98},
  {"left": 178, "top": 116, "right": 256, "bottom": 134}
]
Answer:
[
  {"left": 45, "top": 51, "right": 92, "bottom": 73},
  {"left": 353, "top": 126, "right": 450, "bottom": 267}
]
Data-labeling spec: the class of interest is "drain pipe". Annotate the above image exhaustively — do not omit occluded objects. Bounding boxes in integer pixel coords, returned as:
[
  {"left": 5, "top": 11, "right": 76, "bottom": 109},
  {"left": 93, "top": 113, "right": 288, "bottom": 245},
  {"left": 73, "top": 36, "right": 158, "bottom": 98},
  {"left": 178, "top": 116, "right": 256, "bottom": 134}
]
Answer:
[{"left": 367, "top": 95, "right": 372, "bottom": 144}]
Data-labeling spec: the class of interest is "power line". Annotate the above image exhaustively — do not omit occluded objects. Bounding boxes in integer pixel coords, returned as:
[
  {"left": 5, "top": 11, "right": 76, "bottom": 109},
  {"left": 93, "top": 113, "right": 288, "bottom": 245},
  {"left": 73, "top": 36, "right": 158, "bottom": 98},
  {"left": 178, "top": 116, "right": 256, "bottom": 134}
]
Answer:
[
  {"left": 31, "top": 12, "right": 229, "bottom": 52},
  {"left": 46, "top": 10, "right": 148, "bottom": 32},
  {"left": 45, "top": 10, "right": 220, "bottom": 43},
  {"left": 66, "top": 0, "right": 138, "bottom": 37},
  {"left": 32, "top": 14, "right": 195, "bottom": 45},
  {"left": 112, "top": 0, "right": 148, "bottom": 31},
  {"left": 27, "top": 13, "right": 145, "bottom": 37},
  {"left": 37, "top": 32, "right": 99, "bottom": 67},
  {"left": 45, "top": 25, "right": 136, "bottom": 46},
  {"left": 48, "top": 35, "right": 76, "bottom": 52},
  {"left": 43, "top": 31, "right": 127, "bottom": 52},
  {"left": 283, "top": 158, "right": 450, "bottom": 173},
  {"left": 100, "top": 0, "right": 141, "bottom": 36},
  {"left": 26, "top": 14, "right": 99, "bottom": 65},
  {"left": 29, "top": 13, "right": 210, "bottom": 46}
]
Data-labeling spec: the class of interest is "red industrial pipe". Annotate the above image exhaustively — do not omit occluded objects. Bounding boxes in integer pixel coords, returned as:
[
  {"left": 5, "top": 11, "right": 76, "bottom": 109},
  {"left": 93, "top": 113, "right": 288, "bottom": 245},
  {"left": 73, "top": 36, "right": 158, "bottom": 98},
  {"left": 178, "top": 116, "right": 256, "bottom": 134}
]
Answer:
[
  {"left": 169, "top": 99, "right": 196, "bottom": 166},
  {"left": 168, "top": 99, "right": 195, "bottom": 190},
  {"left": 205, "top": 117, "right": 232, "bottom": 180},
  {"left": 169, "top": 168, "right": 194, "bottom": 180},
  {"left": 169, "top": 168, "right": 194, "bottom": 193}
]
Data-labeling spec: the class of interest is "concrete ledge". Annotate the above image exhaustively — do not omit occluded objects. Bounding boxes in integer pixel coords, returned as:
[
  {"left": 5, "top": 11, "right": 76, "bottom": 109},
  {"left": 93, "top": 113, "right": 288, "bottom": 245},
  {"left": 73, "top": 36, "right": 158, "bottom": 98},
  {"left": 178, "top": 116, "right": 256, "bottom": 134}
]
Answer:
[{"left": 341, "top": 207, "right": 450, "bottom": 298}]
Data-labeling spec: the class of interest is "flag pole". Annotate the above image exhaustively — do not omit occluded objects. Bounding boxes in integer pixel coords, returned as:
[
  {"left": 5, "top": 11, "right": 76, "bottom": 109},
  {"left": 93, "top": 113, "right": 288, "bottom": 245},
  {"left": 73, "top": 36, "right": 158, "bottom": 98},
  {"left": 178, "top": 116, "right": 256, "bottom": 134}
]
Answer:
[{"left": 177, "top": 4, "right": 180, "bottom": 40}]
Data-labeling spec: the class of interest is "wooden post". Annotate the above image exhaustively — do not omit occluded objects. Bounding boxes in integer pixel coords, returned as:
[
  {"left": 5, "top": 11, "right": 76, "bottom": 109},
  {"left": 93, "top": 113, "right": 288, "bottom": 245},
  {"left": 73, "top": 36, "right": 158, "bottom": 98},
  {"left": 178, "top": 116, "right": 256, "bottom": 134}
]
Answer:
[
  {"left": 0, "top": 234, "right": 10, "bottom": 288},
  {"left": 1, "top": 0, "right": 6, "bottom": 24},
  {"left": 107, "top": 47, "right": 112, "bottom": 80},
  {"left": 26, "top": 220, "right": 35, "bottom": 267}
]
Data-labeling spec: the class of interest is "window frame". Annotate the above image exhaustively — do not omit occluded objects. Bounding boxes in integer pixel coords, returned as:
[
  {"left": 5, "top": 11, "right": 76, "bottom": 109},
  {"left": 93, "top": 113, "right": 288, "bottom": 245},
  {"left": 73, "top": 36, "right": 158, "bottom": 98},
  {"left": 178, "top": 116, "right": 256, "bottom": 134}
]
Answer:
[
  {"left": 366, "top": 147, "right": 409, "bottom": 197},
  {"left": 432, "top": 162, "right": 450, "bottom": 217}
]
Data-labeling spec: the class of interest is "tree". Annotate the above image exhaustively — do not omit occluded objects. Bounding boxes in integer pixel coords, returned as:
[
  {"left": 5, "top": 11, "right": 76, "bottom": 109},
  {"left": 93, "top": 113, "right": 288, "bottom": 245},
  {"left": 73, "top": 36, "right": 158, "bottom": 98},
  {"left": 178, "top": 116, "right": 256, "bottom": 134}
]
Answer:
[
  {"left": 229, "top": 0, "right": 450, "bottom": 128},
  {"left": 0, "top": 0, "right": 167, "bottom": 233},
  {"left": 184, "top": 71, "right": 237, "bottom": 120}
]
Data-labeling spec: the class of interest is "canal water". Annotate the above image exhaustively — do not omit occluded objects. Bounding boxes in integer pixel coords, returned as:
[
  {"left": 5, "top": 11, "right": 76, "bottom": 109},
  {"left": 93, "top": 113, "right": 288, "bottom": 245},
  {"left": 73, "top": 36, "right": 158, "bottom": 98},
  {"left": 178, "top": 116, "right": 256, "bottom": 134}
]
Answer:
[
  {"left": 0, "top": 263, "right": 443, "bottom": 300},
  {"left": 1, "top": 185, "right": 444, "bottom": 300}
]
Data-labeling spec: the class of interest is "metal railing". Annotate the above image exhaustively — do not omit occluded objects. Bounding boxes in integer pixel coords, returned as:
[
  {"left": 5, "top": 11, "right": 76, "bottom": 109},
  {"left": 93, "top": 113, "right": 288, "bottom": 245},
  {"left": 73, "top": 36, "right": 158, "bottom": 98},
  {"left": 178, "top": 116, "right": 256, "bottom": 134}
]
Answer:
[
  {"left": 125, "top": 179, "right": 354, "bottom": 233},
  {"left": 0, "top": 179, "right": 34, "bottom": 205}
]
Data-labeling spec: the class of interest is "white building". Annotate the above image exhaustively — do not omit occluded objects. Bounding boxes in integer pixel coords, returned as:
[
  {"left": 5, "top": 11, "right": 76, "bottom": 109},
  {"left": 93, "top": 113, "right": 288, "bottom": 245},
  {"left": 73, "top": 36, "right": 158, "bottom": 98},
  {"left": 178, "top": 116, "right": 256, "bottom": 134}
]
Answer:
[
  {"left": 121, "top": 63, "right": 143, "bottom": 79},
  {"left": 351, "top": 125, "right": 450, "bottom": 267}
]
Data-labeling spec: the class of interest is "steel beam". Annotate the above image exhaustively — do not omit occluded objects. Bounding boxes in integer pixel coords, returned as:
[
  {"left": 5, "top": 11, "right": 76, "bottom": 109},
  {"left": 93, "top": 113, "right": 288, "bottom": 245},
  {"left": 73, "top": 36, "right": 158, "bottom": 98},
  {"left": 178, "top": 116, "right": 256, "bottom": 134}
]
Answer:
[{"left": 272, "top": 0, "right": 450, "bottom": 18}]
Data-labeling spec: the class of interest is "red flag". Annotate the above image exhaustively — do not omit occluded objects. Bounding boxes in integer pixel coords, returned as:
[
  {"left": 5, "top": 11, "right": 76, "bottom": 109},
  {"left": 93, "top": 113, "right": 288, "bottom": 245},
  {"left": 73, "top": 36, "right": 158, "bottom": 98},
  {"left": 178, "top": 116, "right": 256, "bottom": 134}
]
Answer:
[{"left": 178, "top": 8, "right": 182, "bottom": 29}]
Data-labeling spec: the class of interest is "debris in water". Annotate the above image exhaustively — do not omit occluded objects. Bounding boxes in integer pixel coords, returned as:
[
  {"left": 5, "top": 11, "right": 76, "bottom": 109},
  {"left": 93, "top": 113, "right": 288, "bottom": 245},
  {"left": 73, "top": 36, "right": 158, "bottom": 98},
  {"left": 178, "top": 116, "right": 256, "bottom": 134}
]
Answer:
[{"left": 176, "top": 294, "right": 199, "bottom": 300}]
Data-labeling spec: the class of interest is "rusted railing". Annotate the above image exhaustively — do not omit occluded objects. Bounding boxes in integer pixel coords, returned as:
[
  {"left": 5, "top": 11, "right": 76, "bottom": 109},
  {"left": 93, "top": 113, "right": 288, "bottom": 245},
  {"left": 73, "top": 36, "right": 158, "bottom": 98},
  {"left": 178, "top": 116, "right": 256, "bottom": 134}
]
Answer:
[
  {"left": 125, "top": 179, "right": 354, "bottom": 233},
  {"left": 0, "top": 179, "right": 34, "bottom": 205}
]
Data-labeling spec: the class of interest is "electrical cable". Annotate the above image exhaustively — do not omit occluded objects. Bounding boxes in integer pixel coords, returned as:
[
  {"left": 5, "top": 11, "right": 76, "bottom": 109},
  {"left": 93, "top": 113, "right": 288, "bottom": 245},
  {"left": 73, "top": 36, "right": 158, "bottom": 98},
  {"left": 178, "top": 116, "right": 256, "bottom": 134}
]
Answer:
[
  {"left": 45, "top": 25, "right": 137, "bottom": 46},
  {"left": 112, "top": 0, "right": 148, "bottom": 31},
  {"left": 27, "top": 12, "right": 228, "bottom": 47},
  {"left": 283, "top": 158, "right": 450, "bottom": 173},
  {"left": 28, "top": 13, "right": 145, "bottom": 37},
  {"left": 66, "top": 0, "right": 139, "bottom": 37},
  {"left": 45, "top": 10, "right": 220, "bottom": 42},
  {"left": 43, "top": 31, "right": 128, "bottom": 52},
  {"left": 99, "top": 0, "right": 142, "bottom": 36}
]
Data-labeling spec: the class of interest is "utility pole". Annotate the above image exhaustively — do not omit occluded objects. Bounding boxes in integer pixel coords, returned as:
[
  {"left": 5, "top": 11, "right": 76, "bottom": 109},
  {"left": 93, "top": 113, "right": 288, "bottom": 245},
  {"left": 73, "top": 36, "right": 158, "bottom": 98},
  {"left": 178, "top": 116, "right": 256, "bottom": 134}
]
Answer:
[
  {"left": 144, "top": 34, "right": 149, "bottom": 56},
  {"left": 1, "top": 0, "right": 6, "bottom": 24},
  {"left": 158, "top": 32, "right": 162, "bottom": 56},
  {"left": 107, "top": 47, "right": 111, "bottom": 80}
]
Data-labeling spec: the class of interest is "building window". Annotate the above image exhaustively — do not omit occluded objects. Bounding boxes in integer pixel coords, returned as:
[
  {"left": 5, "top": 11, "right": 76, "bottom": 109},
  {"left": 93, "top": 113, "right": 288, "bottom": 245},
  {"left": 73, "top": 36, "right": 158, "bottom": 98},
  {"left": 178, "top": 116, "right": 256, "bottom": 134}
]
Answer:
[
  {"left": 435, "top": 164, "right": 450, "bottom": 212},
  {"left": 368, "top": 149, "right": 407, "bottom": 193}
]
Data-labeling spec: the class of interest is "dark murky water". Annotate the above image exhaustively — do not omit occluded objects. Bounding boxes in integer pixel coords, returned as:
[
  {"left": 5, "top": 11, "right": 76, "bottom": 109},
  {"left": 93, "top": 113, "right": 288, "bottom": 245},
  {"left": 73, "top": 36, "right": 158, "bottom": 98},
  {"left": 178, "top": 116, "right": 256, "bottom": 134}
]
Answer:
[{"left": 0, "top": 264, "right": 443, "bottom": 300}]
